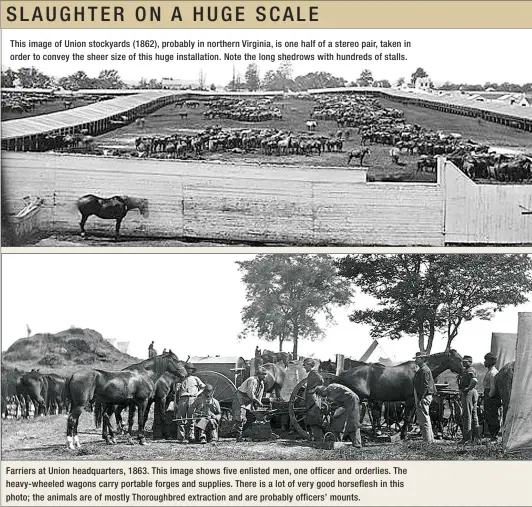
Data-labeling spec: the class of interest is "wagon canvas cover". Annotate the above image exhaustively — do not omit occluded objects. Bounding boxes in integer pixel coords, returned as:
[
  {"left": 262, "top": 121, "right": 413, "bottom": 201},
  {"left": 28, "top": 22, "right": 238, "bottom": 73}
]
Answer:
[{"left": 503, "top": 313, "right": 532, "bottom": 452}]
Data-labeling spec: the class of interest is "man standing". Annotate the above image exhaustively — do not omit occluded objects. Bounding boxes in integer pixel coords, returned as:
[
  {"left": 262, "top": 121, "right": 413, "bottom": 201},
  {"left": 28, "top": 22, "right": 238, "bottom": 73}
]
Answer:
[
  {"left": 390, "top": 145, "right": 400, "bottom": 165},
  {"left": 303, "top": 358, "right": 325, "bottom": 442},
  {"left": 413, "top": 352, "right": 435, "bottom": 443},
  {"left": 191, "top": 384, "right": 221, "bottom": 444},
  {"left": 458, "top": 355, "right": 480, "bottom": 444},
  {"left": 315, "top": 383, "right": 362, "bottom": 448},
  {"left": 148, "top": 341, "right": 156, "bottom": 358},
  {"left": 232, "top": 367, "right": 267, "bottom": 442},
  {"left": 483, "top": 352, "right": 500, "bottom": 442},
  {"left": 175, "top": 363, "right": 205, "bottom": 443}
]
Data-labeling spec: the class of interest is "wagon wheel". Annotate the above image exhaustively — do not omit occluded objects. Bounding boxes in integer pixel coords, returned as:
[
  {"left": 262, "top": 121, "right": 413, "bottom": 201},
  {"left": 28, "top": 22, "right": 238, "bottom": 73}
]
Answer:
[
  {"left": 196, "top": 371, "right": 237, "bottom": 405},
  {"left": 288, "top": 372, "right": 335, "bottom": 440}
]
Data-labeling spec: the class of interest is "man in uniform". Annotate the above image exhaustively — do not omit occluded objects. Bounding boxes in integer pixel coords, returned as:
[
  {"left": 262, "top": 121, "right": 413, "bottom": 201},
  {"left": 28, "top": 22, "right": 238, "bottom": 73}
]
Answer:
[
  {"left": 315, "top": 383, "right": 362, "bottom": 448},
  {"left": 483, "top": 352, "right": 500, "bottom": 442},
  {"left": 148, "top": 341, "right": 156, "bottom": 358},
  {"left": 175, "top": 363, "right": 205, "bottom": 443},
  {"left": 191, "top": 384, "right": 221, "bottom": 444},
  {"left": 413, "top": 352, "right": 435, "bottom": 443},
  {"left": 232, "top": 367, "right": 267, "bottom": 442},
  {"left": 303, "top": 358, "right": 325, "bottom": 442},
  {"left": 458, "top": 355, "right": 480, "bottom": 444}
]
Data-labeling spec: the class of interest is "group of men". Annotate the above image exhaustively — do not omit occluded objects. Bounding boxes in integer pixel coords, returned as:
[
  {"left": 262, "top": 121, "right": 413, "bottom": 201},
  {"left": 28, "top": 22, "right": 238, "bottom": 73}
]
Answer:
[{"left": 413, "top": 351, "right": 500, "bottom": 444}]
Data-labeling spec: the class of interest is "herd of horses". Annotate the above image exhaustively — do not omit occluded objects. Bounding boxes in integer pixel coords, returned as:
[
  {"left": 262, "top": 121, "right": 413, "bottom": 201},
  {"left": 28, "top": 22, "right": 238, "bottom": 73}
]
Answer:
[{"left": 2, "top": 347, "right": 515, "bottom": 449}]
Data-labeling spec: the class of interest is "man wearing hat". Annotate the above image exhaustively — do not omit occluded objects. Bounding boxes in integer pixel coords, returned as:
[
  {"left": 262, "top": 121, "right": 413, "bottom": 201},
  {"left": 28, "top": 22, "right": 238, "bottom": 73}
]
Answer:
[
  {"left": 315, "top": 383, "right": 362, "bottom": 448},
  {"left": 232, "top": 367, "right": 267, "bottom": 442},
  {"left": 191, "top": 384, "right": 221, "bottom": 444},
  {"left": 303, "top": 358, "right": 325, "bottom": 442},
  {"left": 457, "top": 355, "right": 480, "bottom": 444},
  {"left": 148, "top": 341, "right": 156, "bottom": 358},
  {"left": 413, "top": 352, "right": 435, "bottom": 443},
  {"left": 175, "top": 363, "right": 206, "bottom": 443},
  {"left": 483, "top": 352, "right": 500, "bottom": 442}
]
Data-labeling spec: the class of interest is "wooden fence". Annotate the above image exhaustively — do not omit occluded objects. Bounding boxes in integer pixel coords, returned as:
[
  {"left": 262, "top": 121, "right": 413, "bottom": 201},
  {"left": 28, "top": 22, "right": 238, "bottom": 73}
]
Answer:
[{"left": 2, "top": 153, "right": 444, "bottom": 246}]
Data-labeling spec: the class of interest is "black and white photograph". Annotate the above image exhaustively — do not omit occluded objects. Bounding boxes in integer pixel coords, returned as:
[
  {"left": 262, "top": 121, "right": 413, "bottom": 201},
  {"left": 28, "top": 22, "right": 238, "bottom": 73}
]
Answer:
[
  {"left": 2, "top": 29, "right": 532, "bottom": 247},
  {"left": 2, "top": 253, "right": 532, "bottom": 461}
]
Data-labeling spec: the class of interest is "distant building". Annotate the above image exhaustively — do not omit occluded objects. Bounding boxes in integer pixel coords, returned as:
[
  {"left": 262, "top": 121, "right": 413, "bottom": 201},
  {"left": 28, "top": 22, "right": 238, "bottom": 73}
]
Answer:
[
  {"left": 105, "top": 337, "right": 130, "bottom": 354},
  {"left": 414, "top": 77, "right": 432, "bottom": 92},
  {"left": 161, "top": 77, "right": 197, "bottom": 90},
  {"left": 496, "top": 93, "right": 530, "bottom": 107}
]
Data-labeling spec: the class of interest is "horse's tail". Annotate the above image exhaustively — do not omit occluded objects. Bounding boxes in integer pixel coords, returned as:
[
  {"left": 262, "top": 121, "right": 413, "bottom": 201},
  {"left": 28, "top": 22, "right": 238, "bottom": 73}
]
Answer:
[{"left": 94, "top": 401, "right": 103, "bottom": 429}]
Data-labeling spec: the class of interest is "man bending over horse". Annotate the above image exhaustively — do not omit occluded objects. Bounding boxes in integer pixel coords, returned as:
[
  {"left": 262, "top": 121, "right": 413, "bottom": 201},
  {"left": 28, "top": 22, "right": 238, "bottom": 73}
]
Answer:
[
  {"left": 175, "top": 363, "right": 205, "bottom": 443},
  {"left": 191, "top": 384, "right": 221, "bottom": 444},
  {"left": 316, "top": 384, "right": 362, "bottom": 448},
  {"left": 413, "top": 352, "right": 435, "bottom": 443},
  {"left": 231, "top": 367, "right": 267, "bottom": 442}
]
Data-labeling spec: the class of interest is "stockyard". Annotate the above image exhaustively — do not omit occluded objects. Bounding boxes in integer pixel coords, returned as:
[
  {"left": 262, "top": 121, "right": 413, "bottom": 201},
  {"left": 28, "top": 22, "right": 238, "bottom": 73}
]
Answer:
[
  {"left": 1, "top": 326, "right": 531, "bottom": 462},
  {"left": 2, "top": 88, "right": 532, "bottom": 246}
]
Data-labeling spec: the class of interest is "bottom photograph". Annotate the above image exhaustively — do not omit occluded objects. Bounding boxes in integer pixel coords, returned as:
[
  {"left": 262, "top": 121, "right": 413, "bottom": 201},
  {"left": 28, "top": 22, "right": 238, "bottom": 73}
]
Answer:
[{"left": 1, "top": 253, "right": 531, "bottom": 461}]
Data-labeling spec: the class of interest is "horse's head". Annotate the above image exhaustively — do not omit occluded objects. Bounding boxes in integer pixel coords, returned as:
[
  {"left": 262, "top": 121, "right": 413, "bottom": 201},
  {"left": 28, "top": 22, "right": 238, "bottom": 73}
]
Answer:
[
  {"left": 447, "top": 349, "right": 464, "bottom": 375},
  {"left": 134, "top": 198, "right": 149, "bottom": 218},
  {"left": 166, "top": 355, "right": 187, "bottom": 381}
]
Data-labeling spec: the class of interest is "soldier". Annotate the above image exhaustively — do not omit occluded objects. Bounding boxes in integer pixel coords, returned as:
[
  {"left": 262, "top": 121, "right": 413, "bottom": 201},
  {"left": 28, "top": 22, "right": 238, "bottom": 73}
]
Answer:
[
  {"left": 148, "top": 341, "right": 156, "bottom": 358},
  {"left": 303, "top": 358, "right": 325, "bottom": 442},
  {"left": 255, "top": 346, "right": 262, "bottom": 359},
  {"left": 232, "top": 367, "right": 267, "bottom": 442},
  {"left": 483, "top": 352, "right": 500, "bottom": 442},
  {"left": 458, "top": 355, "right": 480, "bottom": 444},
  {"left": 413, "top": 352, "right": 435, "bottom": 443},
  {"left": 390, "top": 145, "right": 400, "bottom": 165},
  {"left": 175, "top": 363, "right": 205, "bottom": 443},
  {"left": 316, "top": 383, "right": 362, "bottom": 448},
  {"left": 191, "top": 384, "right": 221, "bottom": 444}
]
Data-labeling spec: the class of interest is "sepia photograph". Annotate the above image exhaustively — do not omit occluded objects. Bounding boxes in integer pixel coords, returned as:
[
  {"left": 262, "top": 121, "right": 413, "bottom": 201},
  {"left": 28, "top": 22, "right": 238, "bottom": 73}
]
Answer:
[
  {"left": 2, "top": 253, "right": 532, "bottom": 461},
  {"left": 2, "top": 29, "right": 532, "bottom": 247}
]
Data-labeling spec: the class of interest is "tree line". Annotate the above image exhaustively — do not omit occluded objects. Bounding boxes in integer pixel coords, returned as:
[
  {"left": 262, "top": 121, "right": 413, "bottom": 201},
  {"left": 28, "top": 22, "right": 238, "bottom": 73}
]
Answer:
[{"left": 237, "top": 254, "right": 532, "bottom": 359}]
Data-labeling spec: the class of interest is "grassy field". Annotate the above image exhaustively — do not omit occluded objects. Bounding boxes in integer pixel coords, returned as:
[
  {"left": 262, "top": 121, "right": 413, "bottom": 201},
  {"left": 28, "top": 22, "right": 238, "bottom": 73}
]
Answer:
[
  {"left": 2, "top": 414, "right": 529, "bottom": 461},
  {"left": 1, "top": 98, "right": 96, "bottom": 121}
]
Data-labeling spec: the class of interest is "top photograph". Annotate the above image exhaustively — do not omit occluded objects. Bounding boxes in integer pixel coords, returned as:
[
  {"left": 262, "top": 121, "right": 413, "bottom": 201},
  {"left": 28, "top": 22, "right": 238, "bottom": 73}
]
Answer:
[{"left": 2, "top": 29, "right": 531, "bottom": 247}]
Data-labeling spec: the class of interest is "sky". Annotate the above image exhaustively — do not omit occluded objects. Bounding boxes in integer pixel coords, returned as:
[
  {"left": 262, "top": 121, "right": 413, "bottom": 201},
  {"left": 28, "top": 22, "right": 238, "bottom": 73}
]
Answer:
[
  {"left": 2, "top": 254, "right": 529, "bottom": 364},
  {"left": 2, "top": 29, "right": 532, "bottom": 86}
]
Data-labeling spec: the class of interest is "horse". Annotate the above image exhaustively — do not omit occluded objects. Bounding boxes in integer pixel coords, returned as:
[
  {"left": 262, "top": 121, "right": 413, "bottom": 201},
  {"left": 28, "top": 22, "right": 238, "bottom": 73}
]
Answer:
[
  {"left": 76, "top": 194, "right": 149, "bottom": 241},
  {"left": 17, "top": 370, "right": 48, "bottom": 417},
  {"left": 336, "top": 350, "right": 464, "bottom": 439},
  {"left": 493, "top": 361, "right": 514, "bottom": 424},
  {"left": 45, "top": 373, "right": 66, "bottom": 415},
  {"left": 347, "top": 148, "right": 370, "bottom": 166},
  {"left": 261, "top": 350, "right": 291, "bottom": 368},
  {"left": 261, "top": 363, "right": 286, "bottom": 399},
  {"left": 306, "top": 120, "right": 317, "bottom": 132},
  {"left": 65, "top": 353, "right": 187, "bottom": 449}
]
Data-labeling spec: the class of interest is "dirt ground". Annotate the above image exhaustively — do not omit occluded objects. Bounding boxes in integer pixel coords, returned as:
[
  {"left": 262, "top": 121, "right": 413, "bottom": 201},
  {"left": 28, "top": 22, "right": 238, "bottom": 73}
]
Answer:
[{"left": 2, "top": 414, "right": 529, "bottom": 462}]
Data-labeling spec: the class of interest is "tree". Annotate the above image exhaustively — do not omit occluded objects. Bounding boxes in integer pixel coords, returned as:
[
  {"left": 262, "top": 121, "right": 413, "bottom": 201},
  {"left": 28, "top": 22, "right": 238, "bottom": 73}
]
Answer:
[
  {"left": 237, "top": 255, "right": 353, "bottom": 358},
  {"left": 245, "top": 63, "right": 260, "bottom": 91},
  {"left": 374, "top": 79, "right": 391, "bottom": 88},
  {"left": 96, "top": 69, "right": 124, "bottom": 89},
  {"left": 410, "top": 67, "right": 428, "bottom": 86},
  {"left": 198, "top": 69, "right": 206, "bottom": 90},
  {"left": 396, "top": 77, "right": 405, "bottom": 87},
  {"left": 294, "top": 72, "right": 347, "bottom": 91},
  {"left": 262, "top": 63, "right": 295, "bottom": 91},
  {"left": 1, "top": 68, "right": 17, "bottom": 88},
  {"left": 337, "top": 254, "right": 532, "bottom": 353},
  {"left": 16, "top": 67, "right": 53, "bottom": 88},
  {"left": 356, "top": 69, "right": 374, "bottom": 87},
  {"left": 58, "top": 70, "right": 95, "bottom": 90}
]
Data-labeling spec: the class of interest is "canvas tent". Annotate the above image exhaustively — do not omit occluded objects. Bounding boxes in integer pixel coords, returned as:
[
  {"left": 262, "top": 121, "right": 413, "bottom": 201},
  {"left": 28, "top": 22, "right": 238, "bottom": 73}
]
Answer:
[
  {"left": 491, "top": 332, "right": 517, "bottom": 370},
  {"left": 359, "top": 339, "right": 395, "bottom": 366},
  {"left": 503, "top": 313, "right": 532, "bottom": 453}
]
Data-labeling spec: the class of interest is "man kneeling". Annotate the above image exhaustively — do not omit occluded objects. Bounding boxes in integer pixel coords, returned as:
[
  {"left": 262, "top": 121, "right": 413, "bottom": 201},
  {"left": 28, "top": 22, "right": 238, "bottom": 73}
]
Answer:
[
  {"left": 316, "top": 383, "right": 362, "bottom": 448},
  {"left": 191, "top": 384, "right": 221, "bottom": 444}
]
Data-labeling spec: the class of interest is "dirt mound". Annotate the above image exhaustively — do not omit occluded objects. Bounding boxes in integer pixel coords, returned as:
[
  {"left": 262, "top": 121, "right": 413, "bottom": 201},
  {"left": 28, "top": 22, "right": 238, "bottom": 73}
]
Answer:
[{"left": 2, "top": 328, "right": 140, "bottom": 375}]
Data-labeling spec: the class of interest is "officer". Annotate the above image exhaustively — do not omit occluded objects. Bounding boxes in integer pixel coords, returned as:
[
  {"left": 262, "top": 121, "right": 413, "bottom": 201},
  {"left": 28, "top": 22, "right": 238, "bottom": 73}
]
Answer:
[{"left": 458, "top": 355, "right": 480, "bottom": 444}]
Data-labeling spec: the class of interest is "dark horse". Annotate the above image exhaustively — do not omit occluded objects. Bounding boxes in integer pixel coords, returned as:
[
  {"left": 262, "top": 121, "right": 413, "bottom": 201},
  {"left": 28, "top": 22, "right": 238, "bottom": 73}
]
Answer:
[
  {"left": 493, "top": 361, "right": 514, "bottom": 423},
  {"left": 99, "top": 370, "right": 179, "bottom": 442},
  {"left": 337, "top": 350, "right": 464, "bottom": 439},
  {"left": 65, "top": 353, "right": 186, "bottom": 449},
  {"left": 262, "top": 363, "right": 286, "bottom": 399},
  {"left": 76, "top": 194, "right": 149, "bottom": 241},
  {"left": 261, "top": 350, "right": 292, "bottom": 368}
]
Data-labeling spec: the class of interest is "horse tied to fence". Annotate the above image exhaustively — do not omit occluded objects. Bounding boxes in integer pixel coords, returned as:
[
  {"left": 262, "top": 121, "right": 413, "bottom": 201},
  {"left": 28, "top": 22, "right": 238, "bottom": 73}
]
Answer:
[{"left": 76, "top": 194, "right": 149, "bottom": 241}]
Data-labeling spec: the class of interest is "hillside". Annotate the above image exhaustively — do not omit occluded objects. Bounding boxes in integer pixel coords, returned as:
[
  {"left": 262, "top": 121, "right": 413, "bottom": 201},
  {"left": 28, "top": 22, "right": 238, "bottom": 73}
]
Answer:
[{"left": 1, "top": 328, "right": 140, "bottom": 376}]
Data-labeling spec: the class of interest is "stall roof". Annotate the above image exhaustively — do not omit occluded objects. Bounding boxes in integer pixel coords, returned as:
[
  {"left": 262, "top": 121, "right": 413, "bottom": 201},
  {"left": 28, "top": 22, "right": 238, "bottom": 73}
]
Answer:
[{"left": 1, "top": 91, "right": 175, "bottom": 140}]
